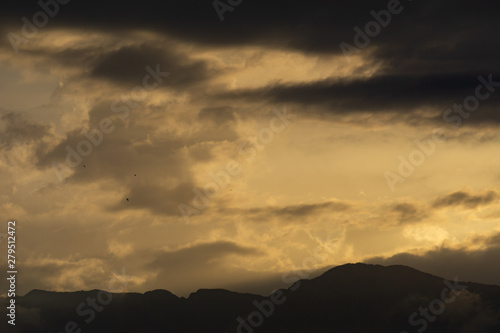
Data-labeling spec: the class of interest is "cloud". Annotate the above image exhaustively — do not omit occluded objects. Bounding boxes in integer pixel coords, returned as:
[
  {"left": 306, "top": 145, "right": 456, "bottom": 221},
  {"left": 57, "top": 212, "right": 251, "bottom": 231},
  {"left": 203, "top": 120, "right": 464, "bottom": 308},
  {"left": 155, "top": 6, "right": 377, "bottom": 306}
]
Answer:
[
  {"left": 36, "top": 116, "right": 192, "bottom": 183},
  {"left": 198, "top": 106, "right": 235, "bottom": 124},
  {"left": 365, "top": 230, "right": 500, "bottom": 286},
  {"left": 0, "top": 112, "right": 50, "bottom": 150},
  {"left": 470, "top": 231, "right": 500, "bottom": 248},
  {"left": 194, "top": 106, "right": 239, "bottom": 142},
  {"left": 266, "top": 201, "right": 350, "bottom": 218},
  {"left": 3, "top": 0, "right": 500, "bottom": 298},
  {"left": 215, "top": 72, "right": 500, "bottom": 127},
  {"left": 432, "top": 190, "right": 499, "bottom": 209},
  {"left": 3, "top": 0, "right": 500, "bottom": 63},
  {"left": 142, "top": 241, "right": 268, "bottom": 294},
  {"left": 147, "top": 240, "right": 264, "bottom": 269},
  {"left": 391, "top": 202, "right": 428, "bottom": 224},
  {"left": 90, "top": 44, "right": 212, "bottom": 89},
  {"left": 3, "top": 0, "right": 500, "bottom": 75},
  {"left": 225, "top": 201, "right": 351, "bottom": 222},
  {"left": 18, "top": 257, "right": 112, "bottom": 292},
  {"left": 5, "top": 1, "right": 500, "bottom": 129},
  {"left": 219, "top": 73, "right": 479, "bottom": 109}
]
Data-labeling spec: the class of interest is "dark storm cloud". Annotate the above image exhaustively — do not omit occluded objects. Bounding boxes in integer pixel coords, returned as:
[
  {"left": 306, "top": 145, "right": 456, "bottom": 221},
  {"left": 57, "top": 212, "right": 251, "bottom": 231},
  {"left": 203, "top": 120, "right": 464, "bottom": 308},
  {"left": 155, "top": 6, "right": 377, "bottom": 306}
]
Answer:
[
  {"left": 91, "top": 45, "right": 167, "bottom": 83},
  {"left": 365, "top": 232, "right": 500, "bottom": 286},
  {"left": 3, "top": 0, "right": 500, "bottom": 67},
  {"left": 215, "top": 72, "right": 500, "bottom": 125},
  {"left": 3, "top": 0, "right": 500, "bottom": 58},
  {"left": 3, "top": 1, "right": 500, "bottom": 126},
  {"left": 5, "top": 41, "right": 212, "bottom": 91},
  {"left": 432, "top": 190, "right": 498, "bottom": 209},
  {"left": 0, "top": 112, "right": 50, "bottom": 150},
  {"left": 194, "top": 107, "right": 239, "bottom": 142},
  {"left": 90, "top": 44, "right": 211, "bottom": 89}
]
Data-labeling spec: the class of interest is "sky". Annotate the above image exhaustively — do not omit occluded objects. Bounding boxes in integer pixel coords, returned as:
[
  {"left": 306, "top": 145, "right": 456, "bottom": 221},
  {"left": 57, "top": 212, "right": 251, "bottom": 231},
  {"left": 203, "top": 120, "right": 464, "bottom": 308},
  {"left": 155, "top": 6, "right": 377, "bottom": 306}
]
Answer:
[{"left": 1, "top": 0, "right": 500, "bottom": 297}]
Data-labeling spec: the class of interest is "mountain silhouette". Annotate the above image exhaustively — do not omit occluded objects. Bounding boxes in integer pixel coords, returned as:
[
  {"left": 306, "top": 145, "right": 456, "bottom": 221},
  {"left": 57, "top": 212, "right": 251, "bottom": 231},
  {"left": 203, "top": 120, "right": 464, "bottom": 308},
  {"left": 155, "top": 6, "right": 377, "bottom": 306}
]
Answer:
[{"left": 2, "top": 263, "right": 500, "bottom": 332}]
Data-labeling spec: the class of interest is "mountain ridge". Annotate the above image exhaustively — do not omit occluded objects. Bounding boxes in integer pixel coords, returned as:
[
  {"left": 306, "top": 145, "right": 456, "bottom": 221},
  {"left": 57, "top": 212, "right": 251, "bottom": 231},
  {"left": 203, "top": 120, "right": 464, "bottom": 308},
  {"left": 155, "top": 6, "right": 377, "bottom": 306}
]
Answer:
[{"left": 4, "top": 263, "right": 500, "bottom": 333}]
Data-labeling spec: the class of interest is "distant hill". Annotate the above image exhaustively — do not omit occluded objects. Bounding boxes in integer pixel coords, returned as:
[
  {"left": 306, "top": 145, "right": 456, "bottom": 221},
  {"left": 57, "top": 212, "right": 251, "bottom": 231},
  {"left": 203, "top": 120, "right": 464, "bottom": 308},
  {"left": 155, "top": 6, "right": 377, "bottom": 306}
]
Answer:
[{"left": 2, "top": 263, "right": 500, "bottom": 332}]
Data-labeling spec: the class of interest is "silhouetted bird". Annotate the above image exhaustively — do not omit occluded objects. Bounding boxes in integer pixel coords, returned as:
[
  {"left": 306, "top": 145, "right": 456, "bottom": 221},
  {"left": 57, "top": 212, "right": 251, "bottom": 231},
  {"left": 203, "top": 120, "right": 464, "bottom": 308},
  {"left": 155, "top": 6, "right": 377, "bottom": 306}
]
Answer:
[{"left": 126, "top": 198, "right": 129, "bottom": 202}]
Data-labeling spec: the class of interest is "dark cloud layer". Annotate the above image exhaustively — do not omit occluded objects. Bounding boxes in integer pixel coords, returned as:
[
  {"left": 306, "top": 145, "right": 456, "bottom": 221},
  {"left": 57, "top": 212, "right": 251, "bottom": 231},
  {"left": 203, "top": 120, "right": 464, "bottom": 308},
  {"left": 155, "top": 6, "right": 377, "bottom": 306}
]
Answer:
[
  {"left": 365, "top": 231, "right": 500, "bottom": 286},
  {"left": 3, "top": 1, "right": 500, "bottom": 64},
  {"left": 223, "top": 201, "right": 351, "bottom": 222},
  {"left": 91, "top": 44, "right": 211, "bottom": 89},
  {"left": 3, "top": 0, "right": 500, "bottom": 63},
  {"left": 433, "top": 190, "right": 498, "bottom": 209},
  {"left": 4, "top": 1, "right": 500, "bottom": 126},
  {"left": 216, "top": 73, "right": 500, "bottom": 126}
]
